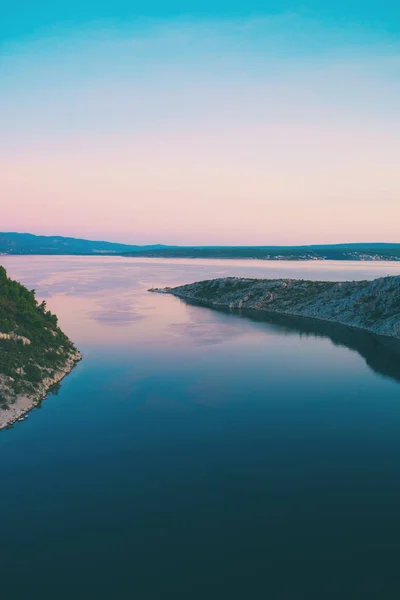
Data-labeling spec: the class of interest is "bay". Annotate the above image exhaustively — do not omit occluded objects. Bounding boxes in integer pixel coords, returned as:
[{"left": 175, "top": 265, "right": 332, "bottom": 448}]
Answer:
[{"left": 1, "top": 256, "right": 400, "bottom": 599}]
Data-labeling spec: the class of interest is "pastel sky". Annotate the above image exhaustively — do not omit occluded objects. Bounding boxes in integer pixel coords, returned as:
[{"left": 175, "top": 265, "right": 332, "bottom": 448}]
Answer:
[{"left": 1, "top": 1, "right": 400, "bottom": 245}]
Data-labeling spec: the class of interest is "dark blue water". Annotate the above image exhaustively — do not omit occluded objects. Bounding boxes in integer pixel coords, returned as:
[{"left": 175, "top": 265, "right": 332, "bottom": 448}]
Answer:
[{"left": 1, "top": 257, "right": 400, "bottom": 599}]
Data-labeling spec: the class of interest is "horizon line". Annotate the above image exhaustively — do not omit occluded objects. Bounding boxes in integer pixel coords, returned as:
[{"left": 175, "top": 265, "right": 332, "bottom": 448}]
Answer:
[{"left": 2, "top": 231, "right": 400, "bottom": 248}]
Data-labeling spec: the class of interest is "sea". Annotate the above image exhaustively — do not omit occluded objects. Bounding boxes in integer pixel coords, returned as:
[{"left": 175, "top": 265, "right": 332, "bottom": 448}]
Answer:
[{"left": 1, "top": 256, "right": 400, "bottom": 599}]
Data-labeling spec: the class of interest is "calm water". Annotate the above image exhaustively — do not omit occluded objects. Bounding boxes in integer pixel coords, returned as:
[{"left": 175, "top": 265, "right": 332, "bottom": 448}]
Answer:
[{"left": 1, "top": 256, "right": 400, "bottom": 599}]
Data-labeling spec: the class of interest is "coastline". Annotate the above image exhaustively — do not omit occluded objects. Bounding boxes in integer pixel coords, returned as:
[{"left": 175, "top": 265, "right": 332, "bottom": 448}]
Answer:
[
  {"left": 0, "top": 349, "right": 82, "bottom": 430},
  {"left": 149, "top": 275, "right": 400, "bottom": 341},
  {"left": 177, "top": 296, "right": 400, "bottom": 341}
]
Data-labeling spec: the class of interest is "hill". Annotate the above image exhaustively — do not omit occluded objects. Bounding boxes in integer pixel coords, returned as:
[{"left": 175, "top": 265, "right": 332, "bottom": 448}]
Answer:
[
  {"left": 1, "top": 233, "right": 400, "bottom": 260},
  {"left": 0, "top": 266, "right": 81, "bottom": 428},
  {"left": 150, "top": 275, "right": 400, "bottom": 339},
  {"left": 0, "top": 232, "right": 166, "bottom": 255},
  {"left": 127, "top": 243, "right": 400, "bottom": 261}
]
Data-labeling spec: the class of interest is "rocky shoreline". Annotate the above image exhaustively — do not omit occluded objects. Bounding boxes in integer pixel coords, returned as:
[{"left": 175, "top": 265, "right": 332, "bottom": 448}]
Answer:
[
  {"left": 0, "top": 349, "right": 82, "bottom": 430},
  {"left": 149, "top": 274, "right": 400, "bottom": 340}
]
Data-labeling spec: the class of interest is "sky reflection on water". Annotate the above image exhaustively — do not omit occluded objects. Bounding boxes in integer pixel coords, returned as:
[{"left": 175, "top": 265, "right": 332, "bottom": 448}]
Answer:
[{"left": 1, "top": 256, "right": 400, "bottom": 598}]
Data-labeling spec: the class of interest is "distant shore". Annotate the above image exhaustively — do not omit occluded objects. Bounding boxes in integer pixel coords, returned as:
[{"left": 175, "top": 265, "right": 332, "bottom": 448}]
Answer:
[
  {"left": 2, "top": 232, "right": 400, "bottom": 261},
  {"left": 2, "top": 253, "right": 400, "bottom": 262}
]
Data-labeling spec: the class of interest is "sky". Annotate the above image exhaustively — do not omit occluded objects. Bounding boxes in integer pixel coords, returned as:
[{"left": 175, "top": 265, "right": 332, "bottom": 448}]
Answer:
[{"left": 1, "top": 1, "right": 400, "bottom": 245}]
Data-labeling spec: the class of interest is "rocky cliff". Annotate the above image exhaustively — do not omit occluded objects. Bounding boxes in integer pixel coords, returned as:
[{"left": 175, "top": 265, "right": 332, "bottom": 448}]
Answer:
[
  {"left": 150, "top": 275, "right": 400, "bottom": 339},
  {"left": 0, "top": 266, "right": 81, "bottom": 428}
]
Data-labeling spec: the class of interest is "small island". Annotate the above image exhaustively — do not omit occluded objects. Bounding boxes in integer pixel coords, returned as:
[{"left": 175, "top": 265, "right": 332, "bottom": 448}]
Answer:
[
  {"left": 0, "top": 266, "right": 81, "bottom": 429},
  {"left": 149, "top": 275, "right": 400, "bottom": 339}
]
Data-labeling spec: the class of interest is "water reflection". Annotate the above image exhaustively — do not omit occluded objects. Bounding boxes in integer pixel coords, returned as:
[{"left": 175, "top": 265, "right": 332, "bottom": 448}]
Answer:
[
  {"left": 90, "top": 296, "right": 145, "bottom": 325},
  {"left": 2, "top": 256, "right": 400, "bottom": 598},
  {"left": 181, "top": 299, "right": 400, "bottom": 384},
  {"left": 2, "top": 255, "right": 400, "bottom": 379}
]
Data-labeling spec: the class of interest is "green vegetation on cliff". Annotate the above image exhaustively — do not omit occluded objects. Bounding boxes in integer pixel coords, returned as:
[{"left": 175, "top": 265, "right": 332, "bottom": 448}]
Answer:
[{"left": 0, "top": 266, "right": 77, "bottom": 409}]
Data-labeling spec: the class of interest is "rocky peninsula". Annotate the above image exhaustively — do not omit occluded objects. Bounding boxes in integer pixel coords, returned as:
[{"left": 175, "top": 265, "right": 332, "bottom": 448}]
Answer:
[
  {"left": 0, "top": 266, "right": 81, "bottom": 429},
  {"left": 149, "top": 275, "right": 400, "bottom": 339}
]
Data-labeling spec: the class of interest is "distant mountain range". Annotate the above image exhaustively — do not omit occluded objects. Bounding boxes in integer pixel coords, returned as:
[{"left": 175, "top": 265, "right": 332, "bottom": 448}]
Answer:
[
  {"left": 0, "top": 232, "right": 167, "bottom": 255},
  {"left": 1, "top": 232, "right": 400, "bottom": 261}
]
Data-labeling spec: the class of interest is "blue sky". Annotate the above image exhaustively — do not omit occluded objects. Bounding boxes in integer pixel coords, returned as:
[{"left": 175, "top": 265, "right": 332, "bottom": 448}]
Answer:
[
  {"left": 2, "top": 1, "right": 400, "bottom": 41},
  {"left": 1, "top": 2, "right": 399, "bottom": 244}
]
